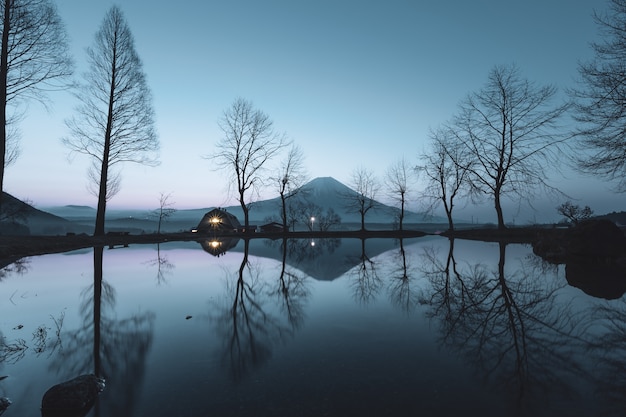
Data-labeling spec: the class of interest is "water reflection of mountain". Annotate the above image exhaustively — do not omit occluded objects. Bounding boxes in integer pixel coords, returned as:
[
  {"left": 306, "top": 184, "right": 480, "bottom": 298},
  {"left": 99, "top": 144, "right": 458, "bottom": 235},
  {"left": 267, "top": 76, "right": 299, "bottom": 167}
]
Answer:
[{"left": 207, "top": 236, "right": 437, "bottom": 281}]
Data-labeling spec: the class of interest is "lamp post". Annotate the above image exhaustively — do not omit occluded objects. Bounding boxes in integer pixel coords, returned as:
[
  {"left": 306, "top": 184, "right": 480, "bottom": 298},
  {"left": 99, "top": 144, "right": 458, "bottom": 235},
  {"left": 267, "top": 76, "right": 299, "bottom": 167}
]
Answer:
[{"left": 310, "top": 216, "right": 315, "bottom": 231}]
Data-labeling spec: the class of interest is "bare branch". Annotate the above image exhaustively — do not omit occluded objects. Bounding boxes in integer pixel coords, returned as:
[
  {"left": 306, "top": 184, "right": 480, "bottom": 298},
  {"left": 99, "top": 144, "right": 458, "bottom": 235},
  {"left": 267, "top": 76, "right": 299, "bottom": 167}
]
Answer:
[
  {"left": 209, "top": 97, "right": 289, "bottom": 227},
  {"left": 63, "top": 6, "right": 158, "bottom": 235}
]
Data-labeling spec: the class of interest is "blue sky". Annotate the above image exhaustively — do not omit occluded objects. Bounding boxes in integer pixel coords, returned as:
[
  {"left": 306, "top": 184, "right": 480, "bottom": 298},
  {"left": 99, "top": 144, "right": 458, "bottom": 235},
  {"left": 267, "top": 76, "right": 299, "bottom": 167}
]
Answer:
[{"left": 4, "top": 0, "right": 623, "bottom": 222}]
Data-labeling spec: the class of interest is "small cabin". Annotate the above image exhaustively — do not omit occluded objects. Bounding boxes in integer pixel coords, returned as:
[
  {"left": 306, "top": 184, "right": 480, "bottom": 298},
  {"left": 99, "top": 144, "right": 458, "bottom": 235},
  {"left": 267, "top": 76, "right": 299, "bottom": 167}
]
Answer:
[
  {"left": 195, "top": 208, "right": 241, "bottom": 233},
  {"left": 259, "top": 222, "right": 286, "bottom": 233}
]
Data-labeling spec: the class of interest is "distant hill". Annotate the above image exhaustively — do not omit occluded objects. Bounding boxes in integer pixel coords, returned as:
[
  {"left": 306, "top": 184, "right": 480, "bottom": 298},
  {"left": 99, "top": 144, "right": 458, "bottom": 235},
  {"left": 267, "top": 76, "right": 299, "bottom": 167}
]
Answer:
[
  {"left": 40, "top": 176, "right": 446, "bottom": 233},
  {"left": 0, "top": 193, "right": 91, "bottom": 235},
  {"left": 44, "top": 204, "right": 97, "bottom": 220}
]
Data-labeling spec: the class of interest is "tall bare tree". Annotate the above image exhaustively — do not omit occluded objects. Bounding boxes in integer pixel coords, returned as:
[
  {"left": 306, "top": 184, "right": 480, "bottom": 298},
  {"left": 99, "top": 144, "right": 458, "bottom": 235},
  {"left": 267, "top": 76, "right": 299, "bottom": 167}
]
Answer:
[
  {"left": 272, "top": 144, "right": 307, "bottom": 231},
  {"left": 0, "top": 0, "right": 73, "bottom": 213},
  {"left": 344, "top": 166, "right": 379, "bottom": 231},
  {"left": 385, "top": 158, "right": 412, "bottom": 231},
  {"left": 570, "top": 0, "right": 626, "bottom": 191},
  {"left": 452, "top": 64, "right": 570, "bottom": 229},
  {"left": 212, "top": 97, "right": 288, "bottom": 228},
  {"left": 64, "top": 6, "right": 158, "bottom": 236},
  {"left": 417, "top": 127, "right": 473, "bottom": 231}
]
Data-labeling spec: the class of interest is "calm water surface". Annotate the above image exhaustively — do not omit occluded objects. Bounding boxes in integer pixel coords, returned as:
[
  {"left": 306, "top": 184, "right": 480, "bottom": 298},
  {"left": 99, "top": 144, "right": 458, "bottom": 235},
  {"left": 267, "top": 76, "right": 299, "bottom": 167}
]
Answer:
[{"left": 0, "top": 236, "right": 624, "bottom": 416}]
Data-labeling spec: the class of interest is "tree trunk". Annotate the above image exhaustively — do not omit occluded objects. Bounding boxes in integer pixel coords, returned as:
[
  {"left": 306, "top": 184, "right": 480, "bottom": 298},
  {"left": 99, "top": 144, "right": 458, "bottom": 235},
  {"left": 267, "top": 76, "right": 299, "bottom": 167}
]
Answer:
[
  {"left": 241, "top": 201, "right": 249, "bottom": 230},
  {"left": 0, "top": 0, "right": 10, "bottom": 217},
  {"left": 280, "top": 193, "right": 287, "bottom": 232},
  {"left": 94, "top": 143, "right": 109, "bottom": 236},
  {"left": 399, "top": 192, "right": 405, "bottom": 231},
  {"left": 94, "top": 42, "right": 117, "bottom": 236},
  {"left": 443, "top": 198, "right": 454, "bottom": 231},
  {"left": 93, "top": 246, "right": 103, "bottom": 377},
  {"left": 495, "top": 190, "right": 506, "bottom": 230}
]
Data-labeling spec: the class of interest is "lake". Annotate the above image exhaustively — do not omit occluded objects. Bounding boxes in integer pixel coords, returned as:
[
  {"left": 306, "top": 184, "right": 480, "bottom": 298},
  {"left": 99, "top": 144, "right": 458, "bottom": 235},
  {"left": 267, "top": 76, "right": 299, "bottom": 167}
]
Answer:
[{"left": 0, "top": 236, "right": 624, "bottom": 416}]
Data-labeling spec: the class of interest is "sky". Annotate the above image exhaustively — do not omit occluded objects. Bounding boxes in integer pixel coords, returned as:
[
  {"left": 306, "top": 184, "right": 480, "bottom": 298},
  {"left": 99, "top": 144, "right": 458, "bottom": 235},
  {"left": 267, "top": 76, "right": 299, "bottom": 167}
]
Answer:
[{"left": 3, "top": 0, "right": 624, "bottom": 223}]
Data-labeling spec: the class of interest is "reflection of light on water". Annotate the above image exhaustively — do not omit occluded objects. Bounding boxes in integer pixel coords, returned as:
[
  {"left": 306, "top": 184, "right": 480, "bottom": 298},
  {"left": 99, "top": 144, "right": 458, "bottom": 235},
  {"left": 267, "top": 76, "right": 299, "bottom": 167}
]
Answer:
[
  {"left": 210, "top": 240, "right": 221, "bottom": 248},
  {"left": 310, "top": 240, "right": 315, "bottom": 247}
]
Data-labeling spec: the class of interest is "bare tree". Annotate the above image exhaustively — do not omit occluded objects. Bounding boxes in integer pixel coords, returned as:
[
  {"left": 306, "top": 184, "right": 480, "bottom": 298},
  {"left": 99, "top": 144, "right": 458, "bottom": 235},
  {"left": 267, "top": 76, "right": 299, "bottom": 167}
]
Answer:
[
  {"left": 452, "top": 64, "right": 570, "bottom": 229},
  {"left": 385, "top": 158, "right": 412, "bottom": 231},
  {"left": 344, "top": 166, "right": 380, "bottom": 231},
  {"left": 417, "top": 127, "right": 472, "bottom": 231},
  {"left": 0, "top": 0, "right": 73, "bottom": 212},
  {"left": 556, "top": 201, "right": 593, "bottom": 226},
  {"left": 151, "top": 192, "right": 176, "bottom": 234},
  {"left": 63, "top": 6, "right": 158, "bottom": 236},
  {"left": 570, "top": 0, "right": 626, "bottom": 191},
  {"left": 271, "top": 144, "right": 307, "bottom": 231},
  {"left": 211, "top": 97, "right": 288, "bottom": 228},
  {"left": 315, "top": 207, "right": 341, "bottom": 231}
]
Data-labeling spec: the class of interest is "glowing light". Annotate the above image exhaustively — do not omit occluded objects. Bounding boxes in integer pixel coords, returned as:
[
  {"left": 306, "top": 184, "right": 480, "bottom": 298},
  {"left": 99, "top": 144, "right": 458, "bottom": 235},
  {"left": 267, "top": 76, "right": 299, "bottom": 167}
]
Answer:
[
  {"left": 210, "top": 217, "right": 221, "bottom": 224},
  {"left": 210, "top": 240, "right": 221, "bottom": 248}
]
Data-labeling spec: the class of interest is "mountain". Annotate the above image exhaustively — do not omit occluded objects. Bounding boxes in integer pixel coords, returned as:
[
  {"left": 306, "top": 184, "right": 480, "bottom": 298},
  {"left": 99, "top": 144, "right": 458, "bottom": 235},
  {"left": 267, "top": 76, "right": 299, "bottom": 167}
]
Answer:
[{"left": 192, "top": 176, "right": 441, "bottom": 226}]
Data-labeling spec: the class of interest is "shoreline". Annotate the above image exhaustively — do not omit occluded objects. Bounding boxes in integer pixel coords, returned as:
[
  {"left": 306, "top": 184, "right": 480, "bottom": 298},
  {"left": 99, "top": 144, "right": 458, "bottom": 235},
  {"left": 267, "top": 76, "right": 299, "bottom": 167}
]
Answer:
[{"left": 0, "top": 227, "right": 551, "bottom": 260}]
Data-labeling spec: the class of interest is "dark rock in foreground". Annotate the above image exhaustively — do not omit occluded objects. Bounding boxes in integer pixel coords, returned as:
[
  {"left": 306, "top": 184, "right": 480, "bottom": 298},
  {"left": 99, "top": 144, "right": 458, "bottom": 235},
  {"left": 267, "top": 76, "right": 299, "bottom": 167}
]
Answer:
[{"left": 41, "top": 374, "right": 105, "bottom": 417}]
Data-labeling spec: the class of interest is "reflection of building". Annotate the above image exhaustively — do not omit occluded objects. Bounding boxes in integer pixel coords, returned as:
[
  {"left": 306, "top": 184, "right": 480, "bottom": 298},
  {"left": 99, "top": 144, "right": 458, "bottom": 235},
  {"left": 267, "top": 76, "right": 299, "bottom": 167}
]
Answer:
[
  {"left": 195, "top": 208, "right": 241, "bottom": 233},
  {"left": 199, "top": 237, "right": 240, "bottom": 257}
]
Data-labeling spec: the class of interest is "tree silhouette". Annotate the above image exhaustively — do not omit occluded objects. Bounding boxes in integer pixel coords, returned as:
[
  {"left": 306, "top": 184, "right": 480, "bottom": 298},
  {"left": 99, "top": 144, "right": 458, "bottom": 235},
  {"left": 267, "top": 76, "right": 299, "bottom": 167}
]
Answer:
[
  {"left": 570, "top": 0, "right": 626, "bottom": 191},
  {"left": 151, "top": 192, "right": 176, "bottom": 234},
  {"left": 211, "top": 97, "right": 288, "bottom": 229},
  {"left": 385, "top": 158, "right": 413, "bottom": 231},
  {"left": 344, "top": 166, "right": 379, "bottom": 231},
  {"left": 271, "top": 144, "right": 307, "bottom": 231},
  {"left": 417, "top": 127, "right": 473, "bottom": 231},
  {"left": 64, "top": 6, "right": 158, "bottom": 236},
  {"left": 451, "top": 64, "right": 570, "bottom": 229},
  {"left": 556, "top": 201, "right": 593, "bottom": 225},
  {"left": 0, "top": 0, "right": 73, "bottom": 214}
]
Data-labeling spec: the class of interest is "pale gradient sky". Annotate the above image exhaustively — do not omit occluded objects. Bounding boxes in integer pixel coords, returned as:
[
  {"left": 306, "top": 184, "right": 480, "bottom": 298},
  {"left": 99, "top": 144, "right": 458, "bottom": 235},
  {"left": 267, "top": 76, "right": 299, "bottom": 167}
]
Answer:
[{"left": 4, "top": 0, "right": 623, "bottom": 223}]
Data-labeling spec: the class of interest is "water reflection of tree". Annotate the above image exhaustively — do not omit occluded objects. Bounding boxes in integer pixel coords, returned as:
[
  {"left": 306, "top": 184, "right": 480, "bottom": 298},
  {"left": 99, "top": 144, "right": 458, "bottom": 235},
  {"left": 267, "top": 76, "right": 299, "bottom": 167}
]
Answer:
[
  {"left": 421, "top": 240, "right": 592, "bottom": 412},
  {"left": 386, "top": 238, "right": 419, "bottom": 313},
  {"left": 268, "top": 238, "right": 310, "bottom": 330},
  {"left": 211, "top": 239, "right": 309, "bottom": 381},
  {"left": 0, "top": 258, "right": 29, "bottom": 282},
  {"left": 590, "top": 301, "right": 626, "bottom": 416},
  {"left": 144, "top": 243, "right": 174, "bottom": 285},
  {"left": 51, "top": 246, "right": 155, "bottom": 416},
  {"left": 348, "top": 238, "right": 382, "bottom": 304}
]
